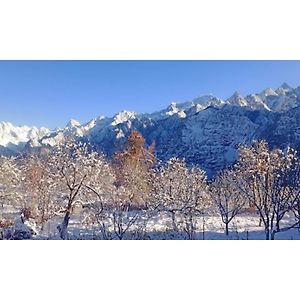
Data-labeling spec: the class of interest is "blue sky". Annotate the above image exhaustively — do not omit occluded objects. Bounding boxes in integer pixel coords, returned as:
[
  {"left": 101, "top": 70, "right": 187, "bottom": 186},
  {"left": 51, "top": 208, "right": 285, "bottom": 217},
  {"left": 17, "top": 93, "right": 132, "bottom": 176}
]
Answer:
[{"left": 0, "top": 60, "right": 299, "bottom": 129}]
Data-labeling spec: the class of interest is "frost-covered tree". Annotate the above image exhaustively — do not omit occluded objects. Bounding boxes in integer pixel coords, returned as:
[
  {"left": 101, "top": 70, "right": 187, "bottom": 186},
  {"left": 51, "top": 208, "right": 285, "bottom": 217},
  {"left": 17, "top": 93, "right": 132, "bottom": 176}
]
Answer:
[
  {"left": 110, "top": 187, "right": 141, "bottom": 240},
  {"left": 49, "top": 140, "right": 113, "bottom": 239},
  {"left": 182, "top": 166, "right": 210, "bottom": 239},
  {"left": 235, "top": 140, "right": 300, "bottom": 240},
  {"left": 0, "top": 156, "right": 21, "bottom": 209},
  {"left": 19, "top": 153, "right": 57, "bottom": 228},
  {"left": 150, "top": 158, "right": 209, "bottom": 239},
  {"left": 80, "top": 153, "right": 118, "bottom": 239},
  {"left": 83, "top": 186, "right": 144, "bottom": 240},
  {"left": 211, "top": 170, "right": 245, "bottom": 236}
]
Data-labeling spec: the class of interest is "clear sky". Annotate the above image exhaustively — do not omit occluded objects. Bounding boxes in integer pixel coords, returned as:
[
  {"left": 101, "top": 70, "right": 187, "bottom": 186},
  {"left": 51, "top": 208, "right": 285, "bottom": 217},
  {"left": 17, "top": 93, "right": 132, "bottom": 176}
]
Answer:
[{"left": 0, "top": 60, "right": 299, "bottom": 129}]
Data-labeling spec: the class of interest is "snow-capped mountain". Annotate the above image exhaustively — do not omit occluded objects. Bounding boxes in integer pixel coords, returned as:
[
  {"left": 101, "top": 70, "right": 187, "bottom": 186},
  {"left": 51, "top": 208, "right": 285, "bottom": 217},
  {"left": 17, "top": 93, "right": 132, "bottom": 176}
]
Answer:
[
  {"left": 2, "top": 83, "right": 300, "bottom": 177},
  {"left": 145, "top": 95, "right": 224, "bottom": 120},
  {"left": 0, "top": 122, "right": 50, "bottom": 154},
  {"left": 227, "top": 91, "right": 248, "bottom": 107}
]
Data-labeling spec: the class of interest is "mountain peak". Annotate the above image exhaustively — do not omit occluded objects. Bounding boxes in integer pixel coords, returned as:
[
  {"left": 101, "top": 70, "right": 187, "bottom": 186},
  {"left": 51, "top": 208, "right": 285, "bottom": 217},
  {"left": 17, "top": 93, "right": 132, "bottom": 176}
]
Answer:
[
  {"left": 112, "top": 110, "right": 136, "bottom": 126},
  {"left": 169, "top": 101, "right": 177, "bottom": 108},
  {"left": 66, "top": 119, "right": 81, "bottom": 128},
  {"left": 0, "top": 122, "right": 50, "bottom": 149},
  {"left": 228, "top": 91, "right": 243, "bottom": 100},
  {"left": 280, "top": 83, "right": 292, "bottom": 91},
  {"left": 165, "top": 102, "right": 186, "bottom": 118},
  {"left": 0, "top": 121, "right": 14, "bottom": 130},
  {"left": 261, "top": 87, "right": 277, "bottom": 97},
  {"left": 227, "top": 91, "right": 248, "bottom": 107}
]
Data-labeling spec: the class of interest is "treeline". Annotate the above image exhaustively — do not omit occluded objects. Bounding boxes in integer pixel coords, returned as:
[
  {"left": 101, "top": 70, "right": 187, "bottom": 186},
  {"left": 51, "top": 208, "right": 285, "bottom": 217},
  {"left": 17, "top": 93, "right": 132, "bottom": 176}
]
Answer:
[{"left": 1, "top": 131, "right": 300, "bottom": 240}]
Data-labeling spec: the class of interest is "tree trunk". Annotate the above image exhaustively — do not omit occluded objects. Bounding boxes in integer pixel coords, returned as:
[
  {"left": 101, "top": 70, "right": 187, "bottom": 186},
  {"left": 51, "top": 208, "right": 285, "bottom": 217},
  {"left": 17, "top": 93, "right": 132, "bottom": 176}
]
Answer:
[
  {"left": 265, "top": 228, "right": 270, "bottom": 240},
  {"left": 171, "top": 211, "right": 177, "bottom": 232},
  {"left": 58, "top": 201, "right": 72, "bottom": 240},
  {"left": 185, "top": 214, "right": 195, "bottom": 240},
  {"left": 189, "top": 215, "right": 195, "bottom": 240},
  {"left": 276, "top": 221, "right": 280, "bottom": 233},
  {"left": 271, "top": 231, "right": 276, "bottom": 240},
  {"left": 225, "top": 223, "right": 229, "bottom": 236},
  {"left": 202, "top": 214, "right": 205, "bottom": 240},
  {"left": 58, "top": 210, "right": 71, "bottom": 240}
]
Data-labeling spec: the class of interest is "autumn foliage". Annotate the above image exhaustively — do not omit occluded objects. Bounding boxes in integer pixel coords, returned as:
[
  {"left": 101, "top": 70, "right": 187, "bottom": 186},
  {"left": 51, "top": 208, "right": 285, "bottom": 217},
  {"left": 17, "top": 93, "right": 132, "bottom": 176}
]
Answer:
[{"left": 114, "top": 130, "right": 156, "bottom": 207}]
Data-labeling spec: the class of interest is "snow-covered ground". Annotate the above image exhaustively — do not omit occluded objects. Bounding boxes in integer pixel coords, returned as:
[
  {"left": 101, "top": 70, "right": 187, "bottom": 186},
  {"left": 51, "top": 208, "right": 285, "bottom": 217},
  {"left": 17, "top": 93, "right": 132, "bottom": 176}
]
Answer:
[
  {"left": 29, "top": 213, "right": 300, "bottom": 240},
  {"left": 2, "top": 205, "right": 300, "bottom": 240}
]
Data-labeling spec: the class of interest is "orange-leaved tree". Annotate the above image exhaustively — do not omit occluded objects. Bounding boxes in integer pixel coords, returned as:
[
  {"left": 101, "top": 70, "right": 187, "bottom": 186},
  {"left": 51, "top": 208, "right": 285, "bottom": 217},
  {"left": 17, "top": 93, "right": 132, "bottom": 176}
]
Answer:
[{"left": 114, "top": 130, "right": 156, "bottom": 207}]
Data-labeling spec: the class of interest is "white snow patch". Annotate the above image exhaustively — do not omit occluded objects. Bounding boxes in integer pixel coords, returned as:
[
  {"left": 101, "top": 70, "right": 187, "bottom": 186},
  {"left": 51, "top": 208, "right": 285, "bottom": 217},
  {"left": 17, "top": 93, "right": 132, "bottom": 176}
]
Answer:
[
  {"left": 0, "top": 122, "right": 50, "bottom": 148},
  {"left": 111, "top": 111, "right": 136, "bottom": 126}
]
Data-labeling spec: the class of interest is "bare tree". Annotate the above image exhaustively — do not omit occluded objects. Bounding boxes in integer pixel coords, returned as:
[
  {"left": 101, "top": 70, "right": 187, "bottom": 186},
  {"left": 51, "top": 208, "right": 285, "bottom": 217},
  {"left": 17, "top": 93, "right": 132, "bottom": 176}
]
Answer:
[
  {"left": 19, "top": 153, "right": 57, "bottom": 229},
  {"left": 81, "top": 153, "right": 118, "bottom": 240},
  {"left": 235, "top": 140, "right": 300, "bottom": 240},
  {"left": 181, "top": 166, "right": 210, "bottom": 239},
  {"left": 150, "top": 158, "right": 209, "bottom": 239},
  {"left": 0, "top": 156, "right": 21, "bottom": 209},
  {"left": 49, "top": 140, "right": 111, "bottom": 239},
  {"left": 111, "top": 193, "right": 140, "bottom": 240},
  {"left": 83, "top": 187, "right": 142, "bottom": 240},
  {"left": 211, "top": 170, "right": 245, "bottom": 236}
]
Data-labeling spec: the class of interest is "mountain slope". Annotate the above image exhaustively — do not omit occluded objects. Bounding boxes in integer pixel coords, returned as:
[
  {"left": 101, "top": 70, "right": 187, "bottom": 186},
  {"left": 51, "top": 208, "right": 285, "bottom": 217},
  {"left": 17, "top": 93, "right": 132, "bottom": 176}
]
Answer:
[
  {"left": 0, "top": 122, "right": 50, "bottom": 154},
  {"left": 1, "top": 83, "right": 300, "bottom": 177}
]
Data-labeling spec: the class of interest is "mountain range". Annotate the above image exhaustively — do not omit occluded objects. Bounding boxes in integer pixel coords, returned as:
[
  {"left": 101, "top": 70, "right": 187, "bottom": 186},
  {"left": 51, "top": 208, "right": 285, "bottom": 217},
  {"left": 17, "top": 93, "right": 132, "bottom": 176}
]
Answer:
[{"left": 1, "top": 82, "right": 300, "bottom": 177}]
